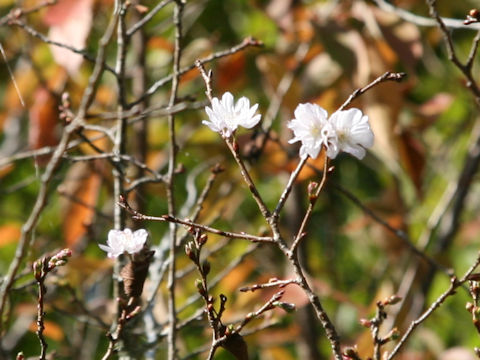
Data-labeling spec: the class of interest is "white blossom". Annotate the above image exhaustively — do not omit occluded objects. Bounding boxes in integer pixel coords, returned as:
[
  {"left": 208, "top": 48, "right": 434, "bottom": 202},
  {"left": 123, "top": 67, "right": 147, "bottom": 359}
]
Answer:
[
  {"left": 99, "top": 228, "right": 148, "bottom": 258},
  {"left": 203, "top": 92, "right": 261, "bottom": 137},
  {"left": 287, "top": 103, "right": 337, "bottom": 159},
  {"left": 328, "top": 108, "right": 374, "bottom": 160},
  {"left": 288, "top": 103, "right": 374, "bottom": 160}
]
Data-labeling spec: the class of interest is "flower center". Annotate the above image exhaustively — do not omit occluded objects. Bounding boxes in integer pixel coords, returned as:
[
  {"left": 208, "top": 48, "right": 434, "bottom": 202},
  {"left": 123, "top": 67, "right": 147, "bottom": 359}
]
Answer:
[
  {"left": 336, "top": 129, "right": 348, "bottom": 143},
  {"left": 310, "top": 125, "right": 323, "bottom": 137}
]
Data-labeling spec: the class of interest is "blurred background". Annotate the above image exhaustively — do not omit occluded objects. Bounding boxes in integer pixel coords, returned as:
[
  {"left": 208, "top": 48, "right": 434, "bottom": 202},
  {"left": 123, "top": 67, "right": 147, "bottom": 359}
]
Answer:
[{"left": 2, "top": 0, "right": 480, "bottom": 359}]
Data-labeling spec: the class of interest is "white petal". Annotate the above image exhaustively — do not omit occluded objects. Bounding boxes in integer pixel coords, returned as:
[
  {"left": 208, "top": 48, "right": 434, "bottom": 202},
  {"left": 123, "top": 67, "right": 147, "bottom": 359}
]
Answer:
[
  {"left": 203, "top": 92, "right": 261, "bottom": 136},
  {"left": 341, "top": 144, "right": 366, "bottom": 159},
  {"left": 221, "top": 92, "right": 234, "bottom": 110},
  {"left": 329, "top": 108, "right": 374, "bottom": 159}
]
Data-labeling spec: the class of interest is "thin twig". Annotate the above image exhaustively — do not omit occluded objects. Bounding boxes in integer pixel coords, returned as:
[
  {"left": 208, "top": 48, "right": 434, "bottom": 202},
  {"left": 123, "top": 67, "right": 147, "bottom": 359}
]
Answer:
[
  {"left": 225, "top": 138, "right": 271, "bottom": 219},
  {"left": 290, "top": 158, "right": 330, "bottom": 254},
  {"left": 386, "top": 252, "right": 480, "bottom": 359},
  {"left": 127, "top": 0, "right": 175, "bottom": 37},
  {"left": 0, "top": 4, "right": 120, "bottom": 334},
  {"left": 10, "top": 19, "right": 117, "bottom": 75},
  {"left": 372, "top": 0, "right": 480, "bottom": 30},
  {"left": 166, "top": 2, "right": 185, "bottom": 358},
  {"left": 425, "top": 0, "right": 480, "bottom": 103},
  {"left": 129, "top": 36, "right": 263, "bottom": 107},
  {"left": 272, "top": 156, "right": 308, "bottom": 220},
  {"left": 239, "top": 278, "right": 300, "bottom": 293},
  {"left": 119, "top": 198, "right": 274, "bottom": 242},
  {"left": 339, "top": 72, "right": 407, "bottom": 111},
  {"left": 0, "top": 0, "right": 57, "bottom": 27}
]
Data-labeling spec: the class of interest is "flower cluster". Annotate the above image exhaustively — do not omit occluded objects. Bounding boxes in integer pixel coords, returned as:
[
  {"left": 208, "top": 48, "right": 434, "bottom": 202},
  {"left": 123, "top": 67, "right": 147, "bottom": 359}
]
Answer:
[
  {"left": 203, "top": 93, "right": 374, "bottom": 160},
  {"left": 288, "top": 103, "right": 374, "bottom": 160},
  {"left": 202, "top": 92, "right": 261, "bottom": 138},
  {"left": 99, "top": 228, "right": 148, "bottom": 258}
]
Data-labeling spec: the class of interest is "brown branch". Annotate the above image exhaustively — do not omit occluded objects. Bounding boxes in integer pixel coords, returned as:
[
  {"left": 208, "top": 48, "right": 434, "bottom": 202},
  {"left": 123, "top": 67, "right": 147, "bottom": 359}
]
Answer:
[
  {"left": 165, "top": 2, "right": 185, "bottom": 358},
  {"left": 126, "top": 0, "right": 175, "bottom": 37},
  {"left": 425, "top": 0, "right": 480, "bottom": 103},
  {"left": 9, "top": 19, "right": 117, "bottom": 75},
  {"left": 338, "top": 72, "right": 407, "bottom": 111},
  {"left": 372, "top": 0, "right": 480, "bottom": 30},
  {"left": 0, "top": 5, "right": 120, "bottom": 333},
  {"left": 129, "top": 36, "right": 263, "bottom": 107},
  {"left": 119, "top": 197, "right": 274, "bottom": 243},
  {"left": 386, "top": 252, "right": 480, "bottom": 359}
]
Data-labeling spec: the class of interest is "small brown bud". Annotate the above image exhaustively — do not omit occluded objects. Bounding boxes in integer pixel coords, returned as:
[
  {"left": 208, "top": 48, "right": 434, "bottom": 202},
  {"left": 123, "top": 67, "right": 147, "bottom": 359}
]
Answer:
[
  {"left": 33, "top": 261, "right": 43, "bottom": 281},
  {"left": 390, "top": 328, "right": 400, "bottom": 341},
  {"left": 273, "top": 301, "right": 296, "bottom": 313},
  {"left": 474, "top": 307, "right": 480, "bottom": 319},
  {"left": 384, "top": 294, "right": 402, "bottom": 306},
  {"left": 202, "top": 260, "right": 211, "bottom": 275},
  {"left": 466, "top": 302, "right": 475, "bottom": 313},
  {"left": 308, "top": 181, "right": 319, "bottom": 195},
  {"left": 342, "top": 346, "right": 359, "bottom": 358},
  {"left": 195, "top": 279, "right": 205, "bottom": 294},
  {"left": 185, "top": 243, "right": 196, "bottom": 261},
  {"left": 134, "top": 4, "right": 149, "bottom": 14},
  {"left": 359, "top": 318, "right": 372, "bottom": 328},
  {"left": 231, "top": 138, "right": 239, "bottom": 152},
  {"left": 199, "top": 233, "right": 208, "bottom": 246},
  {"left": 211, "top": 163, "right": 225, "bottom": 174},
  {"left": 126, "top": 305, "right": 141, "bottom": 319}
]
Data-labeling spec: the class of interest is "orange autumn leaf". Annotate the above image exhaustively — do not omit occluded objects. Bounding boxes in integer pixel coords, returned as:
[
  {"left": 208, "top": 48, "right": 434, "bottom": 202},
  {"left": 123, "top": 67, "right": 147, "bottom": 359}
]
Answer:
[
  {"left": 29, "top": 87, "right": 59, "bottom": 165},
  {"left": 0, "top": 163, "right": 14, "bottom": 178},
  {"left": 0, "top": 224, "right": 21, "bottom": 247},
  {"left": 60, "top": 162, "right": 102, "bottom": 247},
  {"left": 219, "top": 258, "right": 257, "bottom": 293},
  {"left": 217, "top": 52, "right": 247, "bottom": 92},
  {"left": 29, "top": 320, "right": 65, "bottom": 341}
]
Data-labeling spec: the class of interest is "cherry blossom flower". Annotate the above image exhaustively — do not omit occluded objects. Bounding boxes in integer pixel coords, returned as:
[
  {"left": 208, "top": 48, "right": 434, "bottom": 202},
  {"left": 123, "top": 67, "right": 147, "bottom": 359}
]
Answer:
[
  {"left": 203, "top": 92, "right": 261, "bottom": 137},
  {"left": 99, "top": 228, "right": 148, "bottom": 258},
  {"left": 288, "top": 103, "right": 374, "bottom": 160},
  {"left": 287, "top": 103, "right": 337, "bottom": 159},
  {"left": 328, "top": 108, "right": 374, "bottom": 160}
]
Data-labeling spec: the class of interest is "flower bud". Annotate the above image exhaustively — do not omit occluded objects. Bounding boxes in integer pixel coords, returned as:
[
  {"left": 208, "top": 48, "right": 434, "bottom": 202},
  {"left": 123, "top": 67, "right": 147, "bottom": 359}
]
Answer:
[
  {"left": 195, "top": 279, "right": 207, "bottom": 297},
  {"left": 185, "top": 243, "right": 196, "bottom": 261},
  {"left": 48, "top": 248, "right": 72, "bottom": 270},
  {"left": 390, "top": 328, "right": 400, "bottom": 341},
  {"left": 33, "top": 261, "right": 43, "bottom": 281},
  {"left": 384, "top": 294, "right": 402, "bottom": 306},
  {"left": 466, "top": 302, "right": 475, "bottom": 313},
  {"left": 342, "top": 346, "right": 359, "bottom": 359},
  {"left": 199, "top": 234, "right": 208, "bottom": 246},
  {"left": 308, "top": 181, "right": 319, "bottom": 202},
  {"left": 126, "top": 305, "right": 142, "bottom": 319},
  {"left": 202, "top": 261, "right": 211, "bottom": 275},
  {"left": 273, "top": 301, "right": 296, "bottom": 313},
  {"left": 359, "top": 318, "right": 372, "bottom": 328}
]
